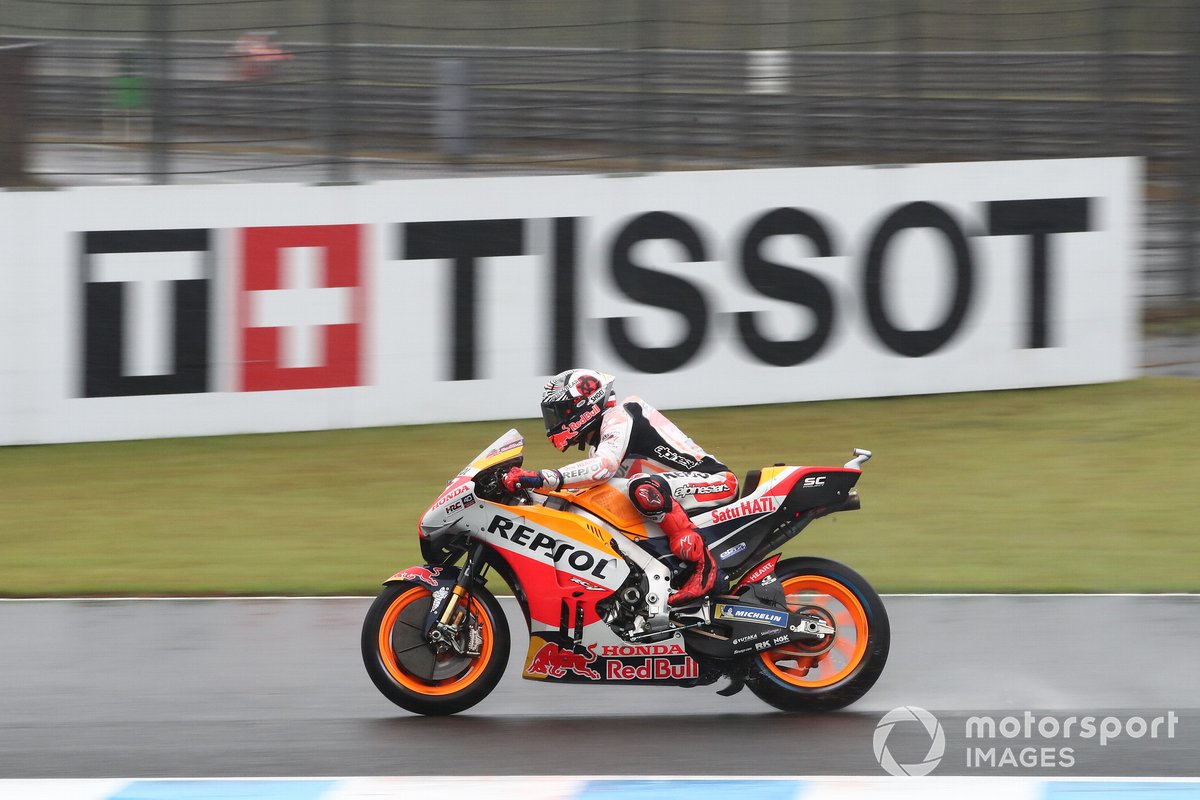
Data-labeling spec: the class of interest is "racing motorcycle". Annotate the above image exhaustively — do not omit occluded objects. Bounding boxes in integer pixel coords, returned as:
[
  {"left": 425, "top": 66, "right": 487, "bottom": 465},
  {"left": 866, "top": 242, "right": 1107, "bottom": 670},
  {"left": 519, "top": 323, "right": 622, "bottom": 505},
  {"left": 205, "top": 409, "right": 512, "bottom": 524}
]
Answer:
[{"left": 362, "top": 429, "right": 889, "bottom": 716}]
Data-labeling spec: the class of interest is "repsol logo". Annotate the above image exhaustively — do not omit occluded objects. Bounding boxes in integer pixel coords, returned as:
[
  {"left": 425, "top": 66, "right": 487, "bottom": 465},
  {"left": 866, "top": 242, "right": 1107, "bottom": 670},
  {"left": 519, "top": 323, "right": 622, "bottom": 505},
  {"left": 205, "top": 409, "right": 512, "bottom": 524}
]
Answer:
[{"left": 486, "top": 514, "right": 614, "bottom": 579}]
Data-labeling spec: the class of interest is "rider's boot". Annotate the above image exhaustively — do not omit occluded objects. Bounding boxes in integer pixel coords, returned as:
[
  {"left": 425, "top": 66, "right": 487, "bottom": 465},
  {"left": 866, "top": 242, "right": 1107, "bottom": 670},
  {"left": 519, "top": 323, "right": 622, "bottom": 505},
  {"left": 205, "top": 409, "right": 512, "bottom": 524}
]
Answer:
[{"left": 661, "top": 503, "right": 717, "bottom": 606}]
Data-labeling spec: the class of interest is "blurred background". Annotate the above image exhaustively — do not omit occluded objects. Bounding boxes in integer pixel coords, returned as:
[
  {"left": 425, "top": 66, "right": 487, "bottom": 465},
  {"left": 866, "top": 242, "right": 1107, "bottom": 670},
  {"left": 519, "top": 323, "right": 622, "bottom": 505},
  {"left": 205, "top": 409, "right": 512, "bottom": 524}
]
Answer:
[{"left": 0, "top": 0, "right": 1198, "bottom": 319}]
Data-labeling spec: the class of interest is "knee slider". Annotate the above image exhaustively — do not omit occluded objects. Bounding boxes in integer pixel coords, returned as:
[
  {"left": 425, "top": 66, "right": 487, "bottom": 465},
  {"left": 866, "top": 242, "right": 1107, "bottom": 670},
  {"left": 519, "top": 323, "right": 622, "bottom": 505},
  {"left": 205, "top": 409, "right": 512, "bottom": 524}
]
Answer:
[{"left": 628, "top": 474, "right": 673, "bottom": 518}]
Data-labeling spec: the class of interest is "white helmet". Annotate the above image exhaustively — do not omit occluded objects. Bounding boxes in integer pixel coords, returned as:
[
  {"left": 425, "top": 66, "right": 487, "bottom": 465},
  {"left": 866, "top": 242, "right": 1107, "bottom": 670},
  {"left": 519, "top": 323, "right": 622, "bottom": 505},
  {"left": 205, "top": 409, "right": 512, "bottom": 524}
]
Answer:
[{"left": 540, "top": 368, "right": 615, "bottom": 452}]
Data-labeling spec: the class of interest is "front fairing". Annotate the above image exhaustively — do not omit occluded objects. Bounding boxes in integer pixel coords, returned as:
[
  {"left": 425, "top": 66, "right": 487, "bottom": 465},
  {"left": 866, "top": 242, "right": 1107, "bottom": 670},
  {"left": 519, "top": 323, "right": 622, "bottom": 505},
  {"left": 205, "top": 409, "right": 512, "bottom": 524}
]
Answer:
[
  {"left": 465, "top": 429, "right": 524, "bottom": 473},
  {"left": 419, "top": 429, "right": 525, "bottom": 538}
]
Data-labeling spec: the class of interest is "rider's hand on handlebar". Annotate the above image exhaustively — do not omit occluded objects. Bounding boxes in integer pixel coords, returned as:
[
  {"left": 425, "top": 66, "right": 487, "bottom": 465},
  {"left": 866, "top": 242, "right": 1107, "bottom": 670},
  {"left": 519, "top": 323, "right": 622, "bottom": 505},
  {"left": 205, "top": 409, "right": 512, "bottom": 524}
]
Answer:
[{"left": 502, "top": 467, "right": 544, "bottom": 493}]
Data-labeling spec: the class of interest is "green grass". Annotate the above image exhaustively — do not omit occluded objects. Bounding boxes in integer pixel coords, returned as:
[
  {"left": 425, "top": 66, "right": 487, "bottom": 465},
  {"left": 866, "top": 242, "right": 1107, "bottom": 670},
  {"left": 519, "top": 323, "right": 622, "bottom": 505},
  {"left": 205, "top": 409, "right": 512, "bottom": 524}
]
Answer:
[{"left": 1, "top": 377, "right": 1197, "bottom": 597}]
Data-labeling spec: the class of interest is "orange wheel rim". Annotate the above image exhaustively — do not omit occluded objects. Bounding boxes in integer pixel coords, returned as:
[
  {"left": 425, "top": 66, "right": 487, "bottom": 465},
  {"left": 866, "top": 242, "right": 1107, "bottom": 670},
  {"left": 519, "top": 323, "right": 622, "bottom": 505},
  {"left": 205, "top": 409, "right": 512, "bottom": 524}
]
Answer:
[
  {"left": 760, "top": 574, "right": 869, "bottom": 689},
  {"left": 376, "top": 586, "right": 494, "bottom": 695}
]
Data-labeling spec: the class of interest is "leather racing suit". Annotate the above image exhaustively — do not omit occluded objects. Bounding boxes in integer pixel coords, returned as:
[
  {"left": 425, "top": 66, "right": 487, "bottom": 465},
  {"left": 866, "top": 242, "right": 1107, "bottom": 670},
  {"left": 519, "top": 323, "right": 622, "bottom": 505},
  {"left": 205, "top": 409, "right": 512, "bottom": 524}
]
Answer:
[{"left": 536, "top": 396, "right": 738, "bottom": 604}]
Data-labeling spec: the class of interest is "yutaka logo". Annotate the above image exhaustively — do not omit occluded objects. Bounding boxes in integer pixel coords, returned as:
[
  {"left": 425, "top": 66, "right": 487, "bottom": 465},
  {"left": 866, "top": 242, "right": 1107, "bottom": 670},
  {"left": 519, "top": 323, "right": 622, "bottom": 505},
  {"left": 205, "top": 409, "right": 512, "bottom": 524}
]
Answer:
[{"left": 874, "top": 706, "right": 946, "bottom": 776}]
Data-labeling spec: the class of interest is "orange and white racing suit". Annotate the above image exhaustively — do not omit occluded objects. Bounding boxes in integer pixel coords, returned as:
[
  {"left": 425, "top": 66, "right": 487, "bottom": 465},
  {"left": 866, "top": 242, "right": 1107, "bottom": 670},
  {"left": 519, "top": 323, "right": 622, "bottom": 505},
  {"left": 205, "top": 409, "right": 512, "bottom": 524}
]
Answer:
[{"left": 536, "top": 396, "right": 737, "bottom": 603}]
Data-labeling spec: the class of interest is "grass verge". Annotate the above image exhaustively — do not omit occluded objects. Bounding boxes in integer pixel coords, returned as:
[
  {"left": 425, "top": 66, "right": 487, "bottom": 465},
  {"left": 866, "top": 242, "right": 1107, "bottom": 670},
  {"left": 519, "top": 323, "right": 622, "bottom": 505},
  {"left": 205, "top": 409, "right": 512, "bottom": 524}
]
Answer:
[{"left": 1, "top": 377, "right": 1197, "bottom": 596}]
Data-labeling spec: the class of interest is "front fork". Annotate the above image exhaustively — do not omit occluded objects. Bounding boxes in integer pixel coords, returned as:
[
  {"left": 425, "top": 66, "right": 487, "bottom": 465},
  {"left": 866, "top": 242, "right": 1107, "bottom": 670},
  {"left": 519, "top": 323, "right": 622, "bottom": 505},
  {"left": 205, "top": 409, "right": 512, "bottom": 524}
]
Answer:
[{"left": 428, "top": 541, "right": 489, "bottom": 656}]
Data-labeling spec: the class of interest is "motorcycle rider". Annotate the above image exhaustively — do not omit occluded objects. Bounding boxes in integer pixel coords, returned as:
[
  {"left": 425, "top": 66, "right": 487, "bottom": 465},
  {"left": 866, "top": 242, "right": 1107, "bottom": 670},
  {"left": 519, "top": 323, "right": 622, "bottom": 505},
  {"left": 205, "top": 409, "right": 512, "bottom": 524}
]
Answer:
[{"left": 502, "top": 368, "right": 738, "bottom": 606}]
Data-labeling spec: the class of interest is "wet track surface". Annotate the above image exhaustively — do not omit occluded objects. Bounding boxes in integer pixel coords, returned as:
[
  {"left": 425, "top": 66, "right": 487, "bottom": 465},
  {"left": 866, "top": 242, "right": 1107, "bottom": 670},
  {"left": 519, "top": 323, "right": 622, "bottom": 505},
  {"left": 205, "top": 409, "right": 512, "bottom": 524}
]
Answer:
[
  {"left": 1, "top": 595, "right": 1197, "bottom": 778},
  {"left": 3, "top": 349, "right": 1197, "bottom": 780}
]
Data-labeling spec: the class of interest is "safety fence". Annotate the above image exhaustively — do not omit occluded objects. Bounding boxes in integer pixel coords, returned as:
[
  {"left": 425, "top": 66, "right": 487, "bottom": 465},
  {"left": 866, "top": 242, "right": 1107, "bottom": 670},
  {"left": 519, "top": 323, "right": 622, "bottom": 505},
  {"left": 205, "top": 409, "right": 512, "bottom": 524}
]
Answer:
[{"left": 0, "top": 0, "right": 1197, "bottom": 312}]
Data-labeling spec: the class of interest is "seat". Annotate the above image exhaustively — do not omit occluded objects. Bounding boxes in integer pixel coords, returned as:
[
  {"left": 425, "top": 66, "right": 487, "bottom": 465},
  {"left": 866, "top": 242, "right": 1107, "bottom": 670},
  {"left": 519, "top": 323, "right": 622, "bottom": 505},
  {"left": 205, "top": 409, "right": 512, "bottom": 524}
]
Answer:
[{"left": 740, "top": 469, "right": 762, "bottom": 499}]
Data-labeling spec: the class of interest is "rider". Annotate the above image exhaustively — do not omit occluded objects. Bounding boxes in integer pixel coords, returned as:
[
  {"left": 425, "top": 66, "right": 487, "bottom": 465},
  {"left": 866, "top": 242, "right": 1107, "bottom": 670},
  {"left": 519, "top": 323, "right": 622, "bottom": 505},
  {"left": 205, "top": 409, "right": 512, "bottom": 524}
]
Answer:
[{"left": 502, "top": 368, "right": 738, "bottom": 605}]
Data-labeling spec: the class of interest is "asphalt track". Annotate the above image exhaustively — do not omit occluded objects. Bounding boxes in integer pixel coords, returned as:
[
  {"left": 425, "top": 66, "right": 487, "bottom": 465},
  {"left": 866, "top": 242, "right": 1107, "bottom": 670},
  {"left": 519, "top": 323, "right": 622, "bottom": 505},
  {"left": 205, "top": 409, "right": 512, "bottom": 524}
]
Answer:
[{"left": 1, "top": 595, "right": 1197, "bottom": 779}]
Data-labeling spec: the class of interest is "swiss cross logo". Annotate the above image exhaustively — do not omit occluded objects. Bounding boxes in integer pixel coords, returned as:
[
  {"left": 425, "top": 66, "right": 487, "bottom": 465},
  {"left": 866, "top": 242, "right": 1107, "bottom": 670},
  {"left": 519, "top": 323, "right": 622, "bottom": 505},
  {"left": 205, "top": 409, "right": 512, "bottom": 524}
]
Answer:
[
  {"left": 80, "top": 224, "right": 364, "bottom": 397},
  {"left": 240, "top": 225, "right": 361, "bottom": 391}
]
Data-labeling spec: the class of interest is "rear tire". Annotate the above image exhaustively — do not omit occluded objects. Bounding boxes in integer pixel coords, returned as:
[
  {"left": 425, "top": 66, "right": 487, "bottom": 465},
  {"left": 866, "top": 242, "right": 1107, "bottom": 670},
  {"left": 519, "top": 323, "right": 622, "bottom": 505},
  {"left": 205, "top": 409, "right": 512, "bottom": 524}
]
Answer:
[
  {"left": 745, "top": 557, "right": 889, "bottom": 712},
  {"left": 362, "top": 581, "right": 509, "bottom": 716}
]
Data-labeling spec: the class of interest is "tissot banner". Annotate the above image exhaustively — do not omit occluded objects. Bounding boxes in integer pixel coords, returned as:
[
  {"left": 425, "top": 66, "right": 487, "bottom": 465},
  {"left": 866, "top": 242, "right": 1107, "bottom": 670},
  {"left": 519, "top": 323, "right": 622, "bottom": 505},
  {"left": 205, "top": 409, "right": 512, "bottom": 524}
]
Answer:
[{"left": 0, "top": 158, "right": 1140, "bottom": 444}]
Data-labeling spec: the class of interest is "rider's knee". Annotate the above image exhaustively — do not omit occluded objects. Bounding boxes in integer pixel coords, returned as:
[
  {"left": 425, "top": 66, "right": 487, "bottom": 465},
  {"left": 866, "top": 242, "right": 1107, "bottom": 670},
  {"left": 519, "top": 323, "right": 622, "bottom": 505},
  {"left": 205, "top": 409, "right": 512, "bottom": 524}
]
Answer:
[{"left": 628, "top": 473, "right": 673, "bottom": 520}]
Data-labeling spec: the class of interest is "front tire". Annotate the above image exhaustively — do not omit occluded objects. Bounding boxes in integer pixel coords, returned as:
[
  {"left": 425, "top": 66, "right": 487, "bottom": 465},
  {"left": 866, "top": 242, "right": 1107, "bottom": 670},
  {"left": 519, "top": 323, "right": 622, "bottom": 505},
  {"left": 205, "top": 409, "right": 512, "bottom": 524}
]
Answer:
[
  {"left": 361, "top": 581, "right": 510, "bottom": 716},
  {"left": 745, "top": 557, "right": 889, "bottom": 712}
]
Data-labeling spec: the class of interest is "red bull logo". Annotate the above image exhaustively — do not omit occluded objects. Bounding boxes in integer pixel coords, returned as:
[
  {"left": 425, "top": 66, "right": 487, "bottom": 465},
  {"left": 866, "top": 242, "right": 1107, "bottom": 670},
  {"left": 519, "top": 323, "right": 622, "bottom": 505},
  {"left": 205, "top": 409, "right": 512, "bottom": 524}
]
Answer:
[
  {"left": 525, "top": 642, "right": 601, "bottom": 680},
  {"left": 392, "top": 566, "right": 443, "bottom": 588},
  {"left": 606, "top": 657, "right": 699, "bottom": 681},
  {"left": 549, "top": 404, "right": 601, "bottom": 449}
]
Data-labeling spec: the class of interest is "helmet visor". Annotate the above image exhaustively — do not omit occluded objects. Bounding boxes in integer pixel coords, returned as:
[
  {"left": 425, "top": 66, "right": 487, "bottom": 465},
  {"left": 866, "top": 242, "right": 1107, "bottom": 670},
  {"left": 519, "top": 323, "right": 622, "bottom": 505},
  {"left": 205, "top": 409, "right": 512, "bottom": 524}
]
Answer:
[{"left": 541, "top": 400, "right": 576, "bottom": 435}]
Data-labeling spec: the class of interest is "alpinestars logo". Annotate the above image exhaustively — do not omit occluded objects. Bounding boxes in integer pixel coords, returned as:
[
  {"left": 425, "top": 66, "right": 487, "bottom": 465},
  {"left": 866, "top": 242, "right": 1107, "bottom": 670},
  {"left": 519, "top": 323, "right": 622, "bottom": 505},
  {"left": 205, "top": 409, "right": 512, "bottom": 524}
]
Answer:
[{"left": 653, "top": 445, "right": 698, "bottom": 470}]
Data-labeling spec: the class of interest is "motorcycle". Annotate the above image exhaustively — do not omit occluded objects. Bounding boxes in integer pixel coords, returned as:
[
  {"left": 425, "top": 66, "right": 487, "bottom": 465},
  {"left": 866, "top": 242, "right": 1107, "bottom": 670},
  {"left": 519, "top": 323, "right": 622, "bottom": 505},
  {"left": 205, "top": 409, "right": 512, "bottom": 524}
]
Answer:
[{"left": 362, "top": 429, "right": 889, "bottom": 715}]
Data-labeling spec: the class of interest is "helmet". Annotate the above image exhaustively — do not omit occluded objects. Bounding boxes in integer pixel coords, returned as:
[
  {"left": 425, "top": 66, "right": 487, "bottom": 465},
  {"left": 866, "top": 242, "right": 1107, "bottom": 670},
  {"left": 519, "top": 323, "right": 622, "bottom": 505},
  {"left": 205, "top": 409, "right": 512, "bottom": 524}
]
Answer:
[{"left": 540, "top": 368, "right": 615, "bottom": 452}]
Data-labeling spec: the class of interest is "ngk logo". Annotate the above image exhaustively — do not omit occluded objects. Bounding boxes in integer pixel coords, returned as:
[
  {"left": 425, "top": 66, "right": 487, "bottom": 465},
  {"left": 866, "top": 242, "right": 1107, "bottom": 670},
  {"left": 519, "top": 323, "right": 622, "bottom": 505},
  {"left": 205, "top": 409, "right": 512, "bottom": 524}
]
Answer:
[{"left": 80, "top": 225, "right": 362, "bottom": 397}]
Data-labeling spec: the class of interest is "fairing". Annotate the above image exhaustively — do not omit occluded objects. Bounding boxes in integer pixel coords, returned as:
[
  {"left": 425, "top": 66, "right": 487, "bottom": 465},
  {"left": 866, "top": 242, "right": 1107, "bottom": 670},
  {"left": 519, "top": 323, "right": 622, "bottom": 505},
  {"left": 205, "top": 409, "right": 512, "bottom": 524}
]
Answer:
[
  {"left": 398, "top": 429, "right": 871, "bottom": 687},
  {"left": 419, "top": 429, "right": 525, "bottom": 538}
]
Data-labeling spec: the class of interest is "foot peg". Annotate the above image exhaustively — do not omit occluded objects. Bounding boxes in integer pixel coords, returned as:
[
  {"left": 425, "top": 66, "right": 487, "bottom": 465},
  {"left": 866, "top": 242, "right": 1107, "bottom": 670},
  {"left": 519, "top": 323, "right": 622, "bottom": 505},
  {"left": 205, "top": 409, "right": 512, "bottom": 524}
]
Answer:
[{"left": 716, "top": 675, "right": 745, "bottom": 697}]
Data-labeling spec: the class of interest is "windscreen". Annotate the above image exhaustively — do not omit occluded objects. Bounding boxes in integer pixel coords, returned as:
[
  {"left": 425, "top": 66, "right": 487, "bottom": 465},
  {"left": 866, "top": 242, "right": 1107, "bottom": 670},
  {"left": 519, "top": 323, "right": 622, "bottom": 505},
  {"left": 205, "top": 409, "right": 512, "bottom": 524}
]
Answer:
[{"left": 466, "top": 428, "right": 525, "bottom": 472}]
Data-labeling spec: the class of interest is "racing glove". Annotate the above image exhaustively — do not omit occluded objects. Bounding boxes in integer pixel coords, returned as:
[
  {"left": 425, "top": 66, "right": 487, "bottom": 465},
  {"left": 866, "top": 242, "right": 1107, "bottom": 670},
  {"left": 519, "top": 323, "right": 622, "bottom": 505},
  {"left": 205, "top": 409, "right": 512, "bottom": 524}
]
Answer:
[
  {"left": 501, "top": 467, "right": 541, "bottom": 492},
  {"left": 502, "top": 467, "right": 564, "bottom": 493}
]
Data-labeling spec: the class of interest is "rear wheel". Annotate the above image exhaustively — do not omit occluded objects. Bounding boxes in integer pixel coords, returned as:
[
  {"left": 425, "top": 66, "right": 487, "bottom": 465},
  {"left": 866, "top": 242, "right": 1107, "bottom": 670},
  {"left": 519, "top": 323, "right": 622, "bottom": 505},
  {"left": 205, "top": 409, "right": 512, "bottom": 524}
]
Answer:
[
  {"left": 361, "top": 581, "right": 509, "bottom": 715},
  {"left": 745, "top": 557, "right": 889, "bottom": 712}
]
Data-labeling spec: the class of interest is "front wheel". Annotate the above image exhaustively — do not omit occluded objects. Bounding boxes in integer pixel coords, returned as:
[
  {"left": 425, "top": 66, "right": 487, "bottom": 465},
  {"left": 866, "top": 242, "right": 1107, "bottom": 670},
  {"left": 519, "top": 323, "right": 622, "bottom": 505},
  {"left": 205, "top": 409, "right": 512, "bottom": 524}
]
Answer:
[
  {"left": 361, "top": 580, "right": 510, "bottom": 716},
  {"left": 745, "top": 557, "right": 889, "bottom": 712}
]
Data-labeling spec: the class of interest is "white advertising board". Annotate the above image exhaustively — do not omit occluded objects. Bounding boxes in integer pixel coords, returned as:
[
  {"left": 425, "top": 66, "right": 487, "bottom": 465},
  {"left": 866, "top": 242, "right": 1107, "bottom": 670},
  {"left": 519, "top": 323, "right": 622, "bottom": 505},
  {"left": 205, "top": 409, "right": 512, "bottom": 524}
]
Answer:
[{"left": 0, "top": 158, "right": 1140, "bottom": 444}]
